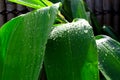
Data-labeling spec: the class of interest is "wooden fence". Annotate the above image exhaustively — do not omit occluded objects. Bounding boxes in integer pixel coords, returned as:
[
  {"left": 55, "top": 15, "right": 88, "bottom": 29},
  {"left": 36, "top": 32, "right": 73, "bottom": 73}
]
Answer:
[
  {"left": 85, "top": 0, "right": 120, "bottom": 34},
  {"left": 0, "top": 0, "right": 31, "bottom": 26}
]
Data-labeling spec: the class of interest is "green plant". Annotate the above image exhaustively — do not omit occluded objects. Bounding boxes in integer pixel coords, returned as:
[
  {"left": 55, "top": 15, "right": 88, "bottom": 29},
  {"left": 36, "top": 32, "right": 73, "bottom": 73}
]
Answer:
[
  {"left": 0, "top": 0, "right": 120, "bottom": 80},
  {"left": 44, "top": 19, "right": 98, "bottom": 80},
  {"left": 0, "top": 3, "right": 59, "bottom": 80},
  {"left": 96, "top": 35, "right": 120, "bottom": 80}
]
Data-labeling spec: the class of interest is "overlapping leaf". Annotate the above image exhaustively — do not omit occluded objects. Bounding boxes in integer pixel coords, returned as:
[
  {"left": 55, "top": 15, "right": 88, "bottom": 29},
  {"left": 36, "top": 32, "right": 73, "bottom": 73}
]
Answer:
[
  {"left": 96, "top": 35, "right": 120, "bottom": 80},
  {"left": 0, "top": 3, "right": 59, "bottom": 80},
  {"left": 9, "top": 0, "right": 53, "bottom": 9},
  {"left": 44, "top": 19, "right": 99, "bottom": 80},
  {"left": 102, "top": 26, "right": 119, "bottom": 41},
  {"left": 49, "top": 0, "right": 62, "bottom": 3},
  {"left": 62, "top": 0, "right": 88, "bottom": 21}
]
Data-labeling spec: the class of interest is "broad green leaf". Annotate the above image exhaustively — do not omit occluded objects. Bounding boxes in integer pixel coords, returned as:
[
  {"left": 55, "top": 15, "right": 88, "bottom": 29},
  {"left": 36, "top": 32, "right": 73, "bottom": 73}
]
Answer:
[
  {"left": 9, "top": 0, "right": 53, "bottom": 9},
  {"left": 96, "top": 35, "right": 120, "bottom": 80},
  {"left": 42, "top": 0, "right": 53, "bottom": 6},
  {"left": 44, "top": 19, "right": 99, "bottom": 80},
  {"left": 8, "top": 0, "right": 68, "bottom": 24},
  {"left": 90, "top": 13, "right": 102, "bottom": 34},
  {"left": 84, "top": 2, "right": 102, "bottom": 34},
  {"left": 62, "top": 0, "right": 89, "bottom": 21},
  {"left": 71, "top": 0, "right": 88, "bottom": 20},
  {"left": 0, "top": 3, "right": 59, "bottom": 80}
]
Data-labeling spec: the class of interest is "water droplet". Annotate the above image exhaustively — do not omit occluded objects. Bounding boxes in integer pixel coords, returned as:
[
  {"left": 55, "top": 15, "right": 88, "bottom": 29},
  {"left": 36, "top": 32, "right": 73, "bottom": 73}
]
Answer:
[
  {"left": 105, "top": 54, "right": 107, "bottom": 56},
  {"left": 67, "top": 30, "right": 70, "bottom": 33},
  {"left": 52, "top": 37, "right": 56, "bottom": 41},
  {"left": 75, "top": 31, "right": 78, "bottom": 34},
  {"left": 98, "top": 62, "right": 100, "bottom": 65},
  {"left": 91, "top": 35, "right": 94, "bottom": 38},
  {"left": 112, "top": 47, "right": 115, "bottom": 50},
  {"left": 84, "top": 30, "right": 88, "bottom": 33}
]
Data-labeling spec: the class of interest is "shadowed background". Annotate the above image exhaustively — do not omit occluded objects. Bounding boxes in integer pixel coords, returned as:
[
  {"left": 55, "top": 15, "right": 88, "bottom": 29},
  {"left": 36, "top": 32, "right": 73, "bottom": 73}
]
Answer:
[
  {"left": 0, "top": 0, "right": 32, "bottom": 26},
  {"left": 85, "top": 0, "right": 120, "bottom": 34}
]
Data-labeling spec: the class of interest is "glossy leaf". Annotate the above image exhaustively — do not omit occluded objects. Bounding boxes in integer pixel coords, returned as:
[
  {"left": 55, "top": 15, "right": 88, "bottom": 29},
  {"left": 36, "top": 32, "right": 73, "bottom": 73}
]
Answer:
[
  {"left": 0, "top": 4, "right": 59, "bottom": 80},
  {"left": 62, "top": 0, "right": 88, "bottom": 21},
  {"left": 9, "top": 0, "right": 68, "bottom": 24},
  {"left": 9, "top": 0, "right": 53, "bottom": 9},
  {"left": 44, "top": 19, "right": 99, "bottom": 80},
  {"left": 96, "top": 35, "right": 120, "bottom": 80},
  {"left": 102, "top": 26, "right": 119, "bottom": 41},
  {"left": 71, "top": 0, "right": 88, "bottom": 20},
  {"left": 90, "top": 13, "right": 102, "bottom": 34}
]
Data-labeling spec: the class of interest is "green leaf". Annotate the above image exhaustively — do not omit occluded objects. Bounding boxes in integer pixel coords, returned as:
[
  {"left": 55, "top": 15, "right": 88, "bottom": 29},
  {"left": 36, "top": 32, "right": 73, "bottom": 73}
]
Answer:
[
  {"left": 9, "top": 0, "right": 53, "bottom": 9},
  {"left": 71, "top": 0, "right": 88, "bottom": 20},
  {"left": 8, "top": 0, "right": 67, "bottom": 24},
  {"left": 44, "top": 19, "right": 99, "bottom": 80},
  {"left": 96, "top": 35, "right": 120, "bottom": 80},
  {"left": 102, "top": 26, "right": 119, "bottom": 41},
  {"left": 84, "top": 2, "right": 102, "bottom": 34},
  {"left": 62, "top": 0, "right": 89, "bottom": 21},
  {"left": 90, "top": 13, "right": 102, "bottom": 34},
  {"left": 0, "top": 4, "right": 59, "bottom": 80}
]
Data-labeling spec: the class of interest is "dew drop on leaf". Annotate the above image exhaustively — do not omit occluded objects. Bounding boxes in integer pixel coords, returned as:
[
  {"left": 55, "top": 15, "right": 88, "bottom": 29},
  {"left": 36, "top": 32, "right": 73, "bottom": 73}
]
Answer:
[
  {"left": 105, "top": 54, "right": 108, "bottom": 56},
  {"left": 112, "top": 47, "right": 115, "bottom": 50},
  {"left": 84, "top": 30, "right": 88, "bottom": 33}
]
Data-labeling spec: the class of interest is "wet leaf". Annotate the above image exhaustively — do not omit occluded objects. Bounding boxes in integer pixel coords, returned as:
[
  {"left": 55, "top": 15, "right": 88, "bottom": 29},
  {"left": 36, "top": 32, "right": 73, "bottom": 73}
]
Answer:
[
  {"left": 62, "top": 0, "right": 89, "bottom": 21},
  {"left": 96, "top": 35, "right": 120, "bottom": 80},
  {"left": 0, "top": 4, "right": 59, "bottom": 80},
  {"left": 44, "top": 19, "right": 99, "bottom": 80}
]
